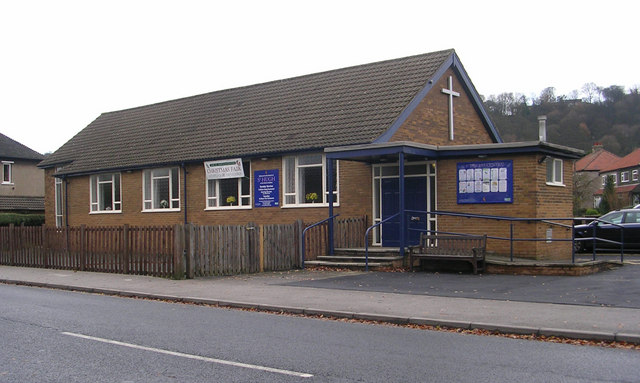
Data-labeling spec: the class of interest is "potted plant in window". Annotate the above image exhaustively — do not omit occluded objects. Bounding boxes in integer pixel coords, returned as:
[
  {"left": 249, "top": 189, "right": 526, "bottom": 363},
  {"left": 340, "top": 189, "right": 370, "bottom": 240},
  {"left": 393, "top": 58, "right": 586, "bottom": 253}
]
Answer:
[
  {"left": 305, "top": 192, "right": 318, "bottom": 204},
  {"left": 160, "top": 200, "right": 169, "bottom": 209},
  {"left": 226, "top": 196, "right": 237, "bottom": 206}
]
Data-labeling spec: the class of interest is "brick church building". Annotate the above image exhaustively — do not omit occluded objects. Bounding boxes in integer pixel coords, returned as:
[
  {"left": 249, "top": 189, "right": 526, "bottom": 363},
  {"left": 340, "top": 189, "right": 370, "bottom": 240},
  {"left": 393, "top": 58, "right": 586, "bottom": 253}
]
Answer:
[{"left": 39, "top": 49, "right": 582, "bottom": 260}]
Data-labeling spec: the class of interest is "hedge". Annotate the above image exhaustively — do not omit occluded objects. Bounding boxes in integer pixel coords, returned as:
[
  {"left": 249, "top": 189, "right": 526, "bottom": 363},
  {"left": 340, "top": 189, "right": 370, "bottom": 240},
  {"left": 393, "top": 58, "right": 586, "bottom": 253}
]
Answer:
[{"left": 0, "top": 213, "right": 46, "bottom": 227}]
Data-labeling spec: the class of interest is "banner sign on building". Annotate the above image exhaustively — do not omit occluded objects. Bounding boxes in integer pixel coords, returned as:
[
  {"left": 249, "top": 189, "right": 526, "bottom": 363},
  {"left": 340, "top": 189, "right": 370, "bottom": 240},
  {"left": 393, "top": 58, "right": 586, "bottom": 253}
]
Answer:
[
  {"left": 255, "top": 169, "right": 279, "bottom": 207},
  {"left": 204, "top": 158, "right": 244, "bottom": 180},
  {"left": 457, "top": 160, "right": 513, "bottom": 204}
]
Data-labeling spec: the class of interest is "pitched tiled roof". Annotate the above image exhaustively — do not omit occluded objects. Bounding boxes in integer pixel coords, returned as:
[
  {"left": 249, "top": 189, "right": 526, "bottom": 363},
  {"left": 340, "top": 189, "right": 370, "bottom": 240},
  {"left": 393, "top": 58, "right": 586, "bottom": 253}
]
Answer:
[
  {"left": 39, "top": 49, "right": 456, "bottom": 175},
  {"left": 0, "top": 132, "right": 44, "bottom": 161},
  {"left": 594, "top": 183, "right": 640, "bottom": 195},
  {"left": 574, "top": 148, "right": 621, "bottom": 171},
  {"left": 600, "top": 148, "right": 640, "bottom": 172},
  {"left": 0, "top": 196, "right": 44, "bottom": 211}
]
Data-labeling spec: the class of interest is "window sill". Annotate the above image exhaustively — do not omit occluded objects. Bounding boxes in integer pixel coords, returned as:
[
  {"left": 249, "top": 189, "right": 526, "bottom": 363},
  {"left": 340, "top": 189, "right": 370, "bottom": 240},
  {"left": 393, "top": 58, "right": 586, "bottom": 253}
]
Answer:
[
  {"left": 546, "top": 182, "right": 565, "bottom": 187},
  {"left": 90, "top": 210, "right": 122, "bottom": 215},
  {"left": 205, "top": 206, "right": 252, "bottom": 211},
  {"left": 142, "top": 208, "right": 181, "bottom": 213},
  {"left": 1, "top": 182, "right": 13, "bottom": 186},
  {"left": 281, "top": 203, "right": 340, "bottom": 208}
]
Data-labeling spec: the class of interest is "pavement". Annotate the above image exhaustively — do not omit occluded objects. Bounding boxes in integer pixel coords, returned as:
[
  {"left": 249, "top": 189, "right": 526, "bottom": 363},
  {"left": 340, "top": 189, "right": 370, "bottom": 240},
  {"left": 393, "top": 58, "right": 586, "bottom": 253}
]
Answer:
[{"left": 1, "top": 264, "right": 640, "bottom": 344}]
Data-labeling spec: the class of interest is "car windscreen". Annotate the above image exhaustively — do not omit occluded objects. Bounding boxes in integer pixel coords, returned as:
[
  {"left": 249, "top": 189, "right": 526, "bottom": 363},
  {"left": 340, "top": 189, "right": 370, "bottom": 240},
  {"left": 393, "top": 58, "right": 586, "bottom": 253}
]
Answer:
[{"left": 600, "top": 211, "right": 624, "bottom": 224}]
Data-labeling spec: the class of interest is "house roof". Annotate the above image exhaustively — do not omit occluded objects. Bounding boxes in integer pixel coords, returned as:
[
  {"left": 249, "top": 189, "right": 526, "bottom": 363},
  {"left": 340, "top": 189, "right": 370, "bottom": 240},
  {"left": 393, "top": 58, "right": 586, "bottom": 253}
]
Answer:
[
  {"left": 594, "top": 183, "right": 640, "bottom": 195},
  {"left": 600, "top": 148, "right": 640, "bottom": 172},
  {"left": 39, "top": 49, "right": 500, "bottom": 176},
  {"left": 574, "top": 148, "right": 620, "bottom": 172},
  {"left": 0, "top": 196, "right": 44, "bottom": 211},
  {"left": 0, "top": 132, "right": 44, "bottom": 161}
]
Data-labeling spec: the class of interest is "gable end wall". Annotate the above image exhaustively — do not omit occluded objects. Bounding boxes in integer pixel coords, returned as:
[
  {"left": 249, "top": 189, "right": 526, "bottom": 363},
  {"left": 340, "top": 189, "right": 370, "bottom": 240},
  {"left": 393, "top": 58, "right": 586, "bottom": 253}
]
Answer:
[{"left": 389, "top": 68, "right": 493, "bottom": 146}]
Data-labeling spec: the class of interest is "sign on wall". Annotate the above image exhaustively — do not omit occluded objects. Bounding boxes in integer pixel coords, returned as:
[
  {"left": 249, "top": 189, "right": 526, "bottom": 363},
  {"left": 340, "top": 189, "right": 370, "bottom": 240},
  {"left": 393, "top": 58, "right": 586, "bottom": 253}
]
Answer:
[
  {"left": 255, "top": 169, "right": 279, "bottom": 207},
  {"left": 457, "top": 160, "right": 513, "bottom": 204},
  {"left": 204, "top": 158, "right": 244, "bottom": 180}
]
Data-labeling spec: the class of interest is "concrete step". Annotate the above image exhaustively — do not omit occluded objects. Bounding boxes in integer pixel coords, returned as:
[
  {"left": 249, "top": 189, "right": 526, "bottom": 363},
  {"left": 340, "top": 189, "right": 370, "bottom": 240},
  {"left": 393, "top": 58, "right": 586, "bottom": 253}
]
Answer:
[
  {"left": 317, "top": 255, "right": 402, "bottom": 262},
  {"left": 305, "top": 260, "right": 388, "bottom": 270}
]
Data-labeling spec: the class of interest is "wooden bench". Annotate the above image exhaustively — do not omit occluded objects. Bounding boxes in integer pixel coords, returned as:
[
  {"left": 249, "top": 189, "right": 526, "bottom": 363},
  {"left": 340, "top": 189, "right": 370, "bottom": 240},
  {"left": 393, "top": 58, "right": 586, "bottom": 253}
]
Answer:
[{"left": 409, "top": 234, "right": 487, "bottom": 274}]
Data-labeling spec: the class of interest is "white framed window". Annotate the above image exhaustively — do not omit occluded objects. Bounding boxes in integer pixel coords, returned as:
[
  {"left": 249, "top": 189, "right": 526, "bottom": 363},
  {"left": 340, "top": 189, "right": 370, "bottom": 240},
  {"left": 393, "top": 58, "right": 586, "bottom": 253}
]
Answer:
[
  {"left": 55, "top": 176, "right": 64, "bottom": 227},
  {"left": 282, "top": 153, "right": 338, "bottom": 206},
  {"left": 2, "top": 161, "right": 13, "bottom": 184},
  {"left": 90, "top": 173, "right": 122, "bottom": 213},
  {"left": 546, "top": 158, "right": 564, "bottom": 186},
  {"left": 621, "top": 171, "right": 630, "bottom": 183},
  {"left": 143, "top": 167, "right": 180, "bottom": 211},
  {"left": 633, "top": 170, "right": 639, "bottom": 182},
  {"left": 206, "top": 161, "right": 251, "bottom": 209}
]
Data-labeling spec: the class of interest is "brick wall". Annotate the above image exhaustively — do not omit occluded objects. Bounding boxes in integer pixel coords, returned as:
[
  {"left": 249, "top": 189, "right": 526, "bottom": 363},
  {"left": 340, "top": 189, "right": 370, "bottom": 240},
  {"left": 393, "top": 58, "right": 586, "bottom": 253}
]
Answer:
[
  {"left": 390, "top": 68, "right": 494, "bottom": 145},
  {"left": 45, "top": 157, "right": 372, "bottom": 228},
  {"left": 437, "top": 154, "right": 574, "bottom": 260}
]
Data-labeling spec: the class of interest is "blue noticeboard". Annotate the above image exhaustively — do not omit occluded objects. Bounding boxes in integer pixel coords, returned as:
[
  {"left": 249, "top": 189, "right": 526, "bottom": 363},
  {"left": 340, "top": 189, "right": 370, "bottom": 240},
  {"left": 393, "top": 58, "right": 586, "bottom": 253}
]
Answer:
[
  {"left": 254, "top": 170, "right": 279, "bottom": 207},
  {"left": 457, "top": 160, "right": 513, "bottom": 204}
]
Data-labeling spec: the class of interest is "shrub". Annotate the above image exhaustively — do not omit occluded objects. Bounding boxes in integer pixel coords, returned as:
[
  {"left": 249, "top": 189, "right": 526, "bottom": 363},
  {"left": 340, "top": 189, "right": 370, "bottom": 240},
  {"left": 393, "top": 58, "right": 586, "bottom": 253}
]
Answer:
[
  {"left": 585, "top": 208, "right": 600, "bottom": 216},
  {"left": 0, "top": 213, "right": 45, "bottom": 227}
]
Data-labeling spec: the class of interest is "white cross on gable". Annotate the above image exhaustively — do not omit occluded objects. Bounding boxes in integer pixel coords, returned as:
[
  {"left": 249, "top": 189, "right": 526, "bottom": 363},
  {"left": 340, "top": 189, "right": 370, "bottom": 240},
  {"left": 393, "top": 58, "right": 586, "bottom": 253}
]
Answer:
[{"left": 441, "top": 76, "right": 460, "bottom": 140}]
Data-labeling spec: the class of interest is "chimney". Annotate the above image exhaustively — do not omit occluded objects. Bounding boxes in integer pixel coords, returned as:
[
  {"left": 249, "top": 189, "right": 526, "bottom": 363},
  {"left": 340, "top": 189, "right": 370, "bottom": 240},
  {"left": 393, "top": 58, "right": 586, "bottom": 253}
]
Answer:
[
  {"left": 537, "top": 115, "right": 547, "bottom": 142},
  {"left": 592, "top": 142, "right": 603, "bottom": 152}
]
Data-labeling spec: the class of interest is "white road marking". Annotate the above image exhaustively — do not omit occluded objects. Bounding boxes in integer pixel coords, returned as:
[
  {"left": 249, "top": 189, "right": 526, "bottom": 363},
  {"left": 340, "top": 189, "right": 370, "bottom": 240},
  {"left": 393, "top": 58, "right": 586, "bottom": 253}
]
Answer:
[{"left": 61, "top": 331, "right": 313, "bottom": 378}]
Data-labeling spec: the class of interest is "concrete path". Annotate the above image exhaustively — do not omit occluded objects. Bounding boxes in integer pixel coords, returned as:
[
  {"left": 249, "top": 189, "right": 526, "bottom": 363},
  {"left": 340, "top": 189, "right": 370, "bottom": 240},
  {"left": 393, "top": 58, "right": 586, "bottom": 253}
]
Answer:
[{"left": 1, "top": 265, "right": 639, "bottom": 344}]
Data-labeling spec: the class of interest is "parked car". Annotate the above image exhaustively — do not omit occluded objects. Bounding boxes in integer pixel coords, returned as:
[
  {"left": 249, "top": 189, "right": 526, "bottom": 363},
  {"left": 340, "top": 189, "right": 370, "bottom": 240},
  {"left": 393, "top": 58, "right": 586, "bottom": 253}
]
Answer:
[{"left": 574, "top": 208, "right": 640, "bottom": 251}]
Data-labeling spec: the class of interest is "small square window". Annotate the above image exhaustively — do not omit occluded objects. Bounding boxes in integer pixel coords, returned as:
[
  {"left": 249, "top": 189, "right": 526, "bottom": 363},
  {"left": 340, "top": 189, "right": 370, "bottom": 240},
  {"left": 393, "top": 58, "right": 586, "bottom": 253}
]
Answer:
[
  {"left": 621, "top": 171, "right": 630, "bottom": 183},
  {"left": 282, "top": 154, "right": 339, "bottom": 206},
  {"left": 143, "top": 167, "right": 180, "bottom": 211},
  {"left": 206, "top": 161, "right": 251, "bottom": 209},
  {"left": 90, "top": 173, "right": 122, "bottom": 213}
]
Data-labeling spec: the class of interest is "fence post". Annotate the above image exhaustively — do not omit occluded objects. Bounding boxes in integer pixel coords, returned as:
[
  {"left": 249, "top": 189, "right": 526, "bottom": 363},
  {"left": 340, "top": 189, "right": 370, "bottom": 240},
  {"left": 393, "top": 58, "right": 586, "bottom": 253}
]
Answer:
[
  {"left": 173, "top": 224, "right": 185, "bottom": 279},
  {"left": 80, "top": 225, "right": 86, "bottom": 271},
  {"left": 9, "top": 223, "right": 15, "bottom": 266},
  {"left": 187, "top": 223, "right": 195, "bottom": 279},
  {"left": 42, "top": 225, "right": 48, "bottom": 268},
  {"left": 123, "top": 224, "right": 130, "bottom": 274},
  {"left": 296, "top": 220, "right": 304, "bottom": 268},
  {"left": 259, "top": 224, "right": 264, "bottom": 272}
]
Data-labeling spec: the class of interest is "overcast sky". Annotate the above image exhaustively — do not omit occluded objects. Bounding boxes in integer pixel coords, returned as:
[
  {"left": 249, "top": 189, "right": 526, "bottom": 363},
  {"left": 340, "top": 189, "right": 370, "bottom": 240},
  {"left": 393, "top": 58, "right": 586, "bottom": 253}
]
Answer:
[{"left": 1, "top": 0, "right": 637, "bottom": 155}]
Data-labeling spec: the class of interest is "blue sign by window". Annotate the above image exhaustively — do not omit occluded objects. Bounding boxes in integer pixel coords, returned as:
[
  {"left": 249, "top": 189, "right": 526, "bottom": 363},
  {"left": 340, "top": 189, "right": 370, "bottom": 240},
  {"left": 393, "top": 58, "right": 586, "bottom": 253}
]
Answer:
[
  {"left": 254, "top": 170, "right": 279, "bottom": 207},
  {"left": 457, "top": 160, "right": 513, "bottom": 204}
]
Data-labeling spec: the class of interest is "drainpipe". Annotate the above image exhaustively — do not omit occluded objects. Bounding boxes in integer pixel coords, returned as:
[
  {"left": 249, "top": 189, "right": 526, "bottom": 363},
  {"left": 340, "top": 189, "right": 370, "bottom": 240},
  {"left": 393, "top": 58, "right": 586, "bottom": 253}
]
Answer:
[
  {"left": 182, "top": 163, "right": 188, "bottom": 225},
  {"left": 63, "top": 176, "right": 69, "bottom": 227},
  {"left": 327, "top": 159, "right": 334, "bottom": 255},
  {"left": 399, "top": 152, "right": 405, "bottom": 258}
]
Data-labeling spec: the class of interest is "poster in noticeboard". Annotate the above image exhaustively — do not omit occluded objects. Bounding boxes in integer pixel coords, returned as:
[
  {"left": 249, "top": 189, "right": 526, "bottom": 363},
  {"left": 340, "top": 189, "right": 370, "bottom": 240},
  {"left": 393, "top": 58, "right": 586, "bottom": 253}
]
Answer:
[
  {"left": 254, "top": 169, "right": 279, "bottom": 207},
  {"left": 456, "top": 160, "right": 513, "bottom": 204}
]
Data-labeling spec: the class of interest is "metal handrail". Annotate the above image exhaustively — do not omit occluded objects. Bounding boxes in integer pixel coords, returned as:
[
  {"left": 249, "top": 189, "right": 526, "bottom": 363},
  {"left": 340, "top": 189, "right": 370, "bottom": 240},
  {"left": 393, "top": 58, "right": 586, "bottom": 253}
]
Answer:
[
  {"left": 364, "top": 212, "right": 400, "bottom": 272},
  {"left": 301, "top": 214, "right": 339, "bottom": 268},
  {"left": 576, "top": 217, "right": 625, "bottom": 262},
  {"left": 405, "top": 210, "right": 627, "bottom": 263}
]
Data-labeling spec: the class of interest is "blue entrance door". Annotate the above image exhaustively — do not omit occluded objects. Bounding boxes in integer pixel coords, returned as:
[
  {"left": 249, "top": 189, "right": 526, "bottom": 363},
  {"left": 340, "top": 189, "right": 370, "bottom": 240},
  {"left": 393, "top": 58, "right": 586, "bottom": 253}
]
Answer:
[{"left": 381, "top": 177, "right": 427, "bottom": 247}]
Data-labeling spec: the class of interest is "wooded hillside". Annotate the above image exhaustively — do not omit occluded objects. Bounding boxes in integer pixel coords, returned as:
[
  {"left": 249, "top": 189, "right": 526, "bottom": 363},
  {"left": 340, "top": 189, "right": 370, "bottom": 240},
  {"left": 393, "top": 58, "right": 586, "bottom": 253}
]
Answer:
[{"left": 483, "top": 84, "right": 640, "bottom": 156}]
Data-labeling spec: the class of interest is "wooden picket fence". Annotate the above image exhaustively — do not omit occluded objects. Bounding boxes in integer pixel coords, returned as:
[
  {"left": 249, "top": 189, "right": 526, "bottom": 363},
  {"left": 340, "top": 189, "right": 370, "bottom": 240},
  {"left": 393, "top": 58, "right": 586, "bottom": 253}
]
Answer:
[
  {"left": 0, "top": 216, "right": 367, "bottom": 278},
  {"left": 0, "top": 225, "right": 176, "bottom": 277}
]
